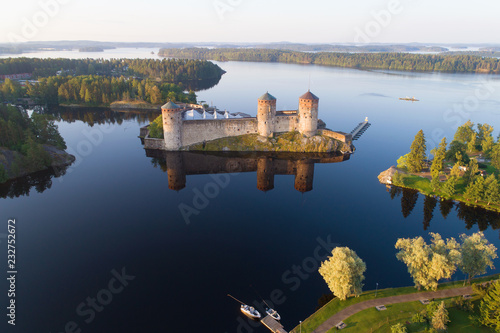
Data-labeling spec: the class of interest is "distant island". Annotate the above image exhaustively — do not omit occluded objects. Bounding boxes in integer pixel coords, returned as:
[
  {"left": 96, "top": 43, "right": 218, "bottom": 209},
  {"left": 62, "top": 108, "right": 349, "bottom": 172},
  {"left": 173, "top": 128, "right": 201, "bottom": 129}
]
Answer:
[
  {"left": 158, "top": 48, "right": 500, "bottom": 74},
  {"left": 0, "top": 105, "right": 74, "bottom": 184},
  {"left": 78, "top": 47, "right": 104, "bottom": 52},
  {"left": 378, "top": 121, "right": 500, "bottom": 212},
  {"left": 141, "top": 91, "right": 355, "bottom": 154}
]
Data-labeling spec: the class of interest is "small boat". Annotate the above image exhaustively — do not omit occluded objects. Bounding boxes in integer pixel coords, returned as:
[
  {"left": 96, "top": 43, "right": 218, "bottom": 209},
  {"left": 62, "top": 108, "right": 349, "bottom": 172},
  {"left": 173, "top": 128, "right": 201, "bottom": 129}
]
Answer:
[
  {"left": 249, "top": 286, "right": 282, "bottom": 321},
  {"left": 399, "top": 96, "right": 419, "bottom": 101},
  {"left": 228, "top": 294, "right": 262, "bottom": 320},
  {"left": 241, "top": 304, "right": 262, "bottom": 320},
  {"left": 266, "top": 307, "right": 281, "bottom": 321}
]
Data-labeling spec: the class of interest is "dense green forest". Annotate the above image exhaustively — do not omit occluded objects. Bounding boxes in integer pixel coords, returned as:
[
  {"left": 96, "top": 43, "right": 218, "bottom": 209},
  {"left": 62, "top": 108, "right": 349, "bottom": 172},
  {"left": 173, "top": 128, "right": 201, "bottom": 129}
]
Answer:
[
  {"left": 0, "top": 58, "right": 224, "bottom": 81},
  {"left": 0, "top": 104, "right": 67, "bottom": 183},
  {"left": 0, "top": 105, "right": 65, "bottom": 150},
  {"left": 0, "top": 57, "right": 221, "bottom": 105},
  {"left": 158, "top": 48, "right": 500, "bottom": 73},
  {"left": 0, "top": 76, "right": 197, "bottom": 106}
]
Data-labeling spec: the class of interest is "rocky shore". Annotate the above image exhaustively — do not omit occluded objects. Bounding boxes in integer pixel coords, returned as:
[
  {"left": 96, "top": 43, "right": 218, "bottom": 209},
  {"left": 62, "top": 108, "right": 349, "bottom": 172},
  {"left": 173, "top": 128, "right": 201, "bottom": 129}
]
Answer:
[
  {"left": 0, "top": 146, "right": 75, "bottom": 183},
  {"left": 377, "top": 166, "right": 399, "bottom": 185},
  {"left": 110, "top": 101, "right": 161, "bottom": 111},
  {"left": 185, "top": 132, "right": 354, "bottom": 153}
]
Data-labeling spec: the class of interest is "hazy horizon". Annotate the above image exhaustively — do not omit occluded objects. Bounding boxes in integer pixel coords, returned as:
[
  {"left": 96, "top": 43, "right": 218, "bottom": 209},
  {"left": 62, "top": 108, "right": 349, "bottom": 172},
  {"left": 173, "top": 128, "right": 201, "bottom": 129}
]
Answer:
[
  {"left": 2, "top": 0, "right": 499, "bottom": 45},
  {"left": 4, "top": 40, "right": 500, "bottom": 46}
]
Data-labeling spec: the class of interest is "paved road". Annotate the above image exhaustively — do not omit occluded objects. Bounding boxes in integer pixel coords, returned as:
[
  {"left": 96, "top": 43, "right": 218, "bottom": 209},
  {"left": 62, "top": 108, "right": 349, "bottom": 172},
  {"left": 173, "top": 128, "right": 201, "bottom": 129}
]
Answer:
[{"left": 311, "top": 286, "right": 472, "bottom": 333}]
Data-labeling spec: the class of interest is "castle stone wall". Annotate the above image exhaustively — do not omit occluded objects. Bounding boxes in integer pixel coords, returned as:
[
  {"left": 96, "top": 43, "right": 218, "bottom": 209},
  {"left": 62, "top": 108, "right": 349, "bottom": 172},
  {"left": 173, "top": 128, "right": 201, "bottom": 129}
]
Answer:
[
  {"left": 144, "top": 137, "right": 167, "bottom": 150},
  {"left": 274, "top": 115, "right": 298, "bottom": 133},
  {"left": 140, "top": 125, "right": 150, "bottom": 137},
  {"left": 181, "top": 118, "right": 258, "bottom": 147},
  {"left": 319, "top": 129, "right": 353, "bottom": 144}
]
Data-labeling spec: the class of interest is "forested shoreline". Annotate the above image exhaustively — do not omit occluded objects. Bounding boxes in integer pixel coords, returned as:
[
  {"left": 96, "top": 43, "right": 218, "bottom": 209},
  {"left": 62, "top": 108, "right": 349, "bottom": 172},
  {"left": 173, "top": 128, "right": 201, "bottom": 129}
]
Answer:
[
  {"left": 158, "top": 48, "right": 500, "bottom": 73},
  {"left": 0, "top": 104, "right": 73, "bottom": 183},
  {"left": 0, "top": 58, "right": 225, "bottom": 107},
  {"left": 381, "top": 121, "right": 500, "bottom": 213},
  {"left": 0, "top": 58, "right": 224, "bottom": 81}
]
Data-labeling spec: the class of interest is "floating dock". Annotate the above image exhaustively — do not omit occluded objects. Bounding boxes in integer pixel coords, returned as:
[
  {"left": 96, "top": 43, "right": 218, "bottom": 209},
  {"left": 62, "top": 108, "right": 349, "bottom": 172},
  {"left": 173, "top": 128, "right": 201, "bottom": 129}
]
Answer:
[
  {"left": 350, "top": 118, "right": 371, "bottom": 140},
  {"left": 261, "top": 315, "right": 288, "bottom": 333}
]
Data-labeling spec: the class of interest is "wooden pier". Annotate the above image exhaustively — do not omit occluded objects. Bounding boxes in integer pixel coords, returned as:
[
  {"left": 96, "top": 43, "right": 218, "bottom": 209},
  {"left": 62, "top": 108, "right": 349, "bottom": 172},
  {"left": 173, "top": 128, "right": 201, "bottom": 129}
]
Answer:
[
  {"left": 261, "top": 315, "right": 288, "bottom": 333},
  {"left": 350, "top": 119, "right": 371, "bottom": 140}
]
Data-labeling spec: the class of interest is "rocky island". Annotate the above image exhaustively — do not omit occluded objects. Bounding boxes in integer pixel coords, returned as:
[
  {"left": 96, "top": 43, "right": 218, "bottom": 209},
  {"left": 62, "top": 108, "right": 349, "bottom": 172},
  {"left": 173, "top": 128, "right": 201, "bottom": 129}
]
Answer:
[
  {"left": 378, "top": 123, "right": 500, "bottom": 213},
  {"left": 0, "top": 105, "right": 74, "bottom": 184}
]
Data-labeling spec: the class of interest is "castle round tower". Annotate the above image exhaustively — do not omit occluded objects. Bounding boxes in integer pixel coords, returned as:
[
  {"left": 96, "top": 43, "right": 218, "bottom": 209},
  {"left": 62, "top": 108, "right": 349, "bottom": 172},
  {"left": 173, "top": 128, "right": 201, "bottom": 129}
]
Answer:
[
  {"left": 298, "top": 90, "right": 319, "bottom": 137},
  {"left": 257, "top": 92, "right": 276, "bottom": 137},
  {"left": 162, "top": 101, "right": 183, "bottom": 150}
]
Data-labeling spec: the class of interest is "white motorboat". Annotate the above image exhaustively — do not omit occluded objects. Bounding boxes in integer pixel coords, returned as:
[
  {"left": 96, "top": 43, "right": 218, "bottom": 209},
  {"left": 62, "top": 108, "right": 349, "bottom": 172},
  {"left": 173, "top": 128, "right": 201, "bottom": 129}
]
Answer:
[
  {"left": 241, "top": 304, "right": 262, "bottom": 320},
  {"left": 266, "top": 307, "right": 281, "bottom": 321}
]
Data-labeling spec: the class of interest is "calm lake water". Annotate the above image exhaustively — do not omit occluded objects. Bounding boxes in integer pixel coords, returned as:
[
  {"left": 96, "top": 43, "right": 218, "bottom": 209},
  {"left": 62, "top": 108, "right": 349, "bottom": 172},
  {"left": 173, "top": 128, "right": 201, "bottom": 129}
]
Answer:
[{"left": 1, "top": 50, "right": 500, "bottom": 333}]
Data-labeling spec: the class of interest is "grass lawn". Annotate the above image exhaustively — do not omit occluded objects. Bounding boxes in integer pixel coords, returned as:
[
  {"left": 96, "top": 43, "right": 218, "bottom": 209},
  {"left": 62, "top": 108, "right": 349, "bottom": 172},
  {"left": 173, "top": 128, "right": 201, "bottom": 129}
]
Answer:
[
  {"left": 321, "top": 298, "right": 494, "bottom": 333},
  {"left": 447, "top": 307, "right": 492, "bottom": 333},
  {"left": 402, "top": 175, "right": 432, "bottom": 194},
  {"left": 335, "top": 301, "right": 425, "bottom": 333},
  {"left": 291, "top": 274, "right": 499, "bottom": 333},
  {"left": 290, "top": 286, "right": 417, "bottom": 333}
]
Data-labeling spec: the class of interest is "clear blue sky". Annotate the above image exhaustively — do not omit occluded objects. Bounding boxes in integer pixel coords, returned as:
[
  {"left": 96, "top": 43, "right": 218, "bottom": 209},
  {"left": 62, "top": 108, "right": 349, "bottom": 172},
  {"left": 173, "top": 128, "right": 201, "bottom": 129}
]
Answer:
[{"left": 2, "top": 0, "right": 499, "bottom": 44}]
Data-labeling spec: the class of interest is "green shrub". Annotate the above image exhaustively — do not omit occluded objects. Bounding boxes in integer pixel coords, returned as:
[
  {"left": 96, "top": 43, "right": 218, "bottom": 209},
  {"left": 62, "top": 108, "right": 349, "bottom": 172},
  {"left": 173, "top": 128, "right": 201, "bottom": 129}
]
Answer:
[
  {"left": 392, "top": 171, "right": 404, "bottom": 186},
  {"left": 469, "top": 314, "right": 483, "bottom": 327},
  {"left": 391, "top": 323, "right": 408, "bottom": 333},
  {"left": 411, "top": 312, "right": 426, "bottom": 323},
  {"left": 148, "top": 115, "right": 164, "bottom": 139},
  {"left": 453, "top": 296, "right": 474, "bottom": 312}
]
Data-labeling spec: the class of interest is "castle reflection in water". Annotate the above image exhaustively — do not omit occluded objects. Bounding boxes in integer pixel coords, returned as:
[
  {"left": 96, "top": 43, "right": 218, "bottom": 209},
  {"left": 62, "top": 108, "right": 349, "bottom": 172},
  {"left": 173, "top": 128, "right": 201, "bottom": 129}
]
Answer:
[{"left": 144, "top": 150, "right": 351, "bottom": 192}]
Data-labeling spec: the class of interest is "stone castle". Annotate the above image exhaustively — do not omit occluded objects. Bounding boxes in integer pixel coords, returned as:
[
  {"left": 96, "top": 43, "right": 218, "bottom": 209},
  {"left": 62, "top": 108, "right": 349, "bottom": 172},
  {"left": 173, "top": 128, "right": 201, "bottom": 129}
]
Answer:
[{"left": 143, "top": 91, "right": 352, "bottom": 151}]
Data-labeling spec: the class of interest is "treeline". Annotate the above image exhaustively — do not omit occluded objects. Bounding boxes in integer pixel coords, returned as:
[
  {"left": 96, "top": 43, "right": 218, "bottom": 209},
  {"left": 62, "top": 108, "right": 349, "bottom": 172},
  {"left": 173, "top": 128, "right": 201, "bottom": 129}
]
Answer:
[
  {"left": 0, "top": 105, "right": 65, "bottom": 151},
  {"left": 393, "top": 121, "right": 500, "bottom": 210},
  {"left": 0, "top": 58, "right": 225, "bottom": 82},
  {"left": 0, "top": 105, "right": 66, "bottom": 183},
  {"left": 0, "top": 75, "right": 197, "bottom": 106},
  {"left": 159, "top": 48, "right": 500, "bottom": 73}
]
